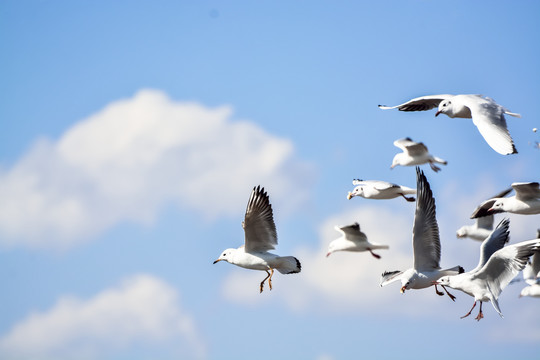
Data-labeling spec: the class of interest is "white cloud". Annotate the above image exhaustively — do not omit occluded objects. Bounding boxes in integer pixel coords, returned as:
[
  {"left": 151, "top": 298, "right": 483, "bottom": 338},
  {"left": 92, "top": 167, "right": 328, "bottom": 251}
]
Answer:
[
  {"left": 0, "top": 274, "right": 205, "bottom": 360},
  {"left": 0, "top": 89, "right": 313, "bottom": 249}
]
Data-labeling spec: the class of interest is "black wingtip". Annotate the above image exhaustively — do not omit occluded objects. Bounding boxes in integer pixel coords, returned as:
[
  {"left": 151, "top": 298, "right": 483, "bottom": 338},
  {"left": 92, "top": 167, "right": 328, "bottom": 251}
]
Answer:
[{"left": 458, "top": 266, "right": 465, "bottom": 274}]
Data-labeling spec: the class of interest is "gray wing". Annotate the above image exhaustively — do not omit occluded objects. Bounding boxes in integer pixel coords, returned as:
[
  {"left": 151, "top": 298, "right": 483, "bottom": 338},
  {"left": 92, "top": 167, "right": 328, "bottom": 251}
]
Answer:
[
  {"left": 476, "top": 214, "right": 494, "bottom": 231},
  {"left": 371, "top": 180, "right": 399, "bottom": 191},
  {"left": 337, "top": 223, "right": 367, "bottom": 241},
  {"left": 393, "top": 138, "right": 428, "bottom": 156},
  {"left": 378, "top": 94, "right": 453, "bottom": 112},
  {"left": 412, "top": 167, "right": 441, "bottom": 271},
  {"left": 474, "top": 239, "right": 540, "bottom": 299},
  {"left": 467, "top": 98, "right": 517, "bottom": 155},
  {"left": 470, "top": 218, "right": 510, "bottom": 274},
  {"left": 512, "top": 182, "right": 540, "bottom": 201},
  {"left": 470, "top": 187, "right": 513, "bottom": 219},
  {"left": 380, "top": 270, "right": 404, "bottom": 287},
  {"left": 243, "top": 186, "right": 278, "bottom": 252}
]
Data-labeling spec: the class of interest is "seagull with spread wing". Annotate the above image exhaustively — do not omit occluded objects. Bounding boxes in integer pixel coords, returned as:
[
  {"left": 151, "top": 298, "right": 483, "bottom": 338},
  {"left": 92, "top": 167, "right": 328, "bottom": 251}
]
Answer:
[
  {"left": 435, "top": 219, "right": 540, "bottom": 320},
  {"left": 379, "top": 94, "right": 520, "bottom": 155},
  {"left": 380, "top": 168, "right": 463, "bottom": 300},
  {"left": 213, "top": 186, "right": 301, "bottom": 293},
  {"left": 390, "top": 137, "right": 447, "bottom": 173},
  {"left": 470, "top": 182, "right": 540, "bottom": 218},
  {"left": 326, "top": 222, "right": 389, "bottom": 259},
  {"left": 347, "top": 179, "right": 416, "bottom": 202}
]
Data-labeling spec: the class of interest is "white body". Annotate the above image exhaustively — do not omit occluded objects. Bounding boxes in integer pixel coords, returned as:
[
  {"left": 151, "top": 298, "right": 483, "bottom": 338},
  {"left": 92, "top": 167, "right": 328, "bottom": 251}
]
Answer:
[
  {"left": 327, "top": 223, "right": 389, "bottom": 258},
  {"left": 391, "top": 138, "right": 447, "bottom": 172}
]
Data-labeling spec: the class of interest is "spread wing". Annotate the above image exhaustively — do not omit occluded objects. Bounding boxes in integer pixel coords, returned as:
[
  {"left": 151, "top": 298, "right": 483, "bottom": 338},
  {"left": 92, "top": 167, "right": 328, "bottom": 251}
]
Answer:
[
  {"left": 512, "top": 182, "right": 540, "bottom": 201},
  {"left": 470, "top": 218, "right": 510, "bottom": 274},
  {"left": 473, "top": 239, "right": 540, "bottom": 299},
  {"left": 243, "top": 186, "right": 278, "bottom": 252},
  {"left": 378, "top": 95, "right": 452, "bottom": 112},
  {"left": 470, "top": 187, "right": 513, "bottom": 219},
  {"left": 467, "top": 98, "right": 517, "bottom": 155},
  {"left": 393, "top": 138, "right": 428, "bottom": 156},
  {"left": 380, "top": 270, "right": 404, "bottom": 287},
  {"left": 412, "top": 167, "right": 441, "bottom": 271}
]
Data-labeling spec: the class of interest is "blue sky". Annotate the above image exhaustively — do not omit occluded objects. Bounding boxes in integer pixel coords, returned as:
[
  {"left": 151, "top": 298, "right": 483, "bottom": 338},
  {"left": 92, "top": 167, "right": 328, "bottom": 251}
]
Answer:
[{"left": 0, "top": 1, "right": 539, "bottom": 359}]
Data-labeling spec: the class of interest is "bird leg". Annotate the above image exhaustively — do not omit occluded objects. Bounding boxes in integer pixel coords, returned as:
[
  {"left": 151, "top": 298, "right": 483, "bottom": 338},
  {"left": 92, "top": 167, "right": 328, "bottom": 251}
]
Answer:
[
  {"left": 268, "top": 268, "right": 274, "bottom": 291},
  {"left": 434, "top": 284, "right": 445, "bottom": 296},
  {"left": 259, "top": 270, "right": 272, "bottom": 293},
  {"left": 475, "top": 302, "right": 484, "bottom": 321},
  {"left": 460, "top": 301, "right": 477, "bottom": 319},
  {"left": 368, "top": 249, "right": 381, "bottom": 259},
  {"left": 441, "top": 285, "right": 457, "bottom": 302},
  {"left": 400, "top": 194, "right": 416, "bottom": 202},
  {"left": 429, "top": 162, "right": 441, "bottom": 173}
]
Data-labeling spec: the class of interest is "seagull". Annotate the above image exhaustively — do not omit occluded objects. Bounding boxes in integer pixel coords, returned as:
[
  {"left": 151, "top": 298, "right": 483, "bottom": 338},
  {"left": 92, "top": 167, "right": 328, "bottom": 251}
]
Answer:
[
  {"left": 379, "top": 94, "right": 520, "bottom": 155},
  {"left": 520, "top": 231, "right": 540, "bottom": 298},
  {"left": 456, "top": 188, "right": 513, "bottom": 241},
  {"left": 391, "top": 137, "right": 447, "bottom": 172},
  {"left": 470, "top": 182, "right": 540, "bottom": 218},
  {"left": 347, "top": 179, "right": 416, "bottom": 202},
  {"left": 213, "top": 186, "right": 301, "bottom": 293},
  {"left": 435, "top": 219, "right": 540, "bottom": 320},
  {"left": 326, "top": 222, "right": 389, "bottom": 259},
  {"left": 380, "top": 167, "right": 464, "bottom": 300}
]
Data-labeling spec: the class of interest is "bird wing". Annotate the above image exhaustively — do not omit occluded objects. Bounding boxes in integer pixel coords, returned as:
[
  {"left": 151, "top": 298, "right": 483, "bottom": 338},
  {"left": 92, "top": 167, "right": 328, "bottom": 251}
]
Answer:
[
  {"left": 473, "top": 239, "right": 540, "bottom": 299},
  {"left": 412, "top": 167, "right": 441, "bottom": 271},
  {"left": 378, "top": 95, "right": 453, "bottom": 112},
  {"left": 512, "top": 182, "right": 540, "bottom": 201},
  {"left": 371, "top": 181, "right": 397, "bottom": 191},
  {"left": 393, "top": 138, "right": 427, "bottom": 156},
  {"left": 467, "top": 98, "right": 517, "bottom": 155},
  {"left": 336, "top": 223, "right": 367, "bottom": 242},
  {"left": 476, "top": 214, "right": 494, "bottom": 230},
  {"left": 243, "top": 186, "right": 278, "bottom": 252},
  {"left": 380, "top": 270, "right": 404, "bottom": 287},
  {"left": 470, "top": 218, "right": 510, "bottom": 274},
  {"left": 470, "top": 187, "right": 513, "bottom": 219}
]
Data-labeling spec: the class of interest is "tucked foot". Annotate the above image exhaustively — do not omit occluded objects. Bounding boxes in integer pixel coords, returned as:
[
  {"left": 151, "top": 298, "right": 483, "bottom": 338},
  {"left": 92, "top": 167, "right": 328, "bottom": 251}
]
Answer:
[
  {"left": 475, "top": 311, "right": 484, "bottom": 321},
  {"left": 434, "top": 284, "right": 444, "bottom": 296},
  {"left": 429, "top": 163, "right": 441, "bottom": 172},
  {"left": 461, "top": 301, "right": 477, "bottom": 319},
  {"left": 402, "top": 194, "right": 416, "bottom": 202},
  {"left": 369, "top": 249, "right": 381, "bottom": 259},
  {"left": 442, "top": 285, "right": 457, "bottom": 302}
]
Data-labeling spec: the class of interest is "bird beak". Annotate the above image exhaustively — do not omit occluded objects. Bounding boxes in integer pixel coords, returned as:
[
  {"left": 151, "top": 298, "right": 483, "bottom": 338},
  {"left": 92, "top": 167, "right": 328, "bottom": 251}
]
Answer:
[
  {"left": 400, "top": 286, "right": 406, "bottom": 294},
  {"left": 347, "top": 192, "right": 353, "bottom": 200},
  {"left": 486, "top": 207, "right": 495, "bottom": 214},
  {"left": 326, "top": 252, "right": 331, "bottom": 257},
  {"left": 435, "top": 110, "right": 441, "bottom": 117},
  {"left": 213, "top": 259, "right": 222, "bottom": 264}
]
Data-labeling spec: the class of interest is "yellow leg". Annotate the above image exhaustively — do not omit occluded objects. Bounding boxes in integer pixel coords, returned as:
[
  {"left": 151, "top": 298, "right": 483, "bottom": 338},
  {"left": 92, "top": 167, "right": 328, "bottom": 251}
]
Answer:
[{"left": 260, "top": 270, "right": 271, "bottom": 293}]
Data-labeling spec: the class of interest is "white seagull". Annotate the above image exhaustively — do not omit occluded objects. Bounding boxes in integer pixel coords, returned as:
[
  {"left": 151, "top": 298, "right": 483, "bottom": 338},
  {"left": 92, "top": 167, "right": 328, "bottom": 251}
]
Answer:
[
  {"left": 470, "top": 182, "right": 540, "bottom": 218},
  {"left": 391, "top": 137, "right": 447, "bottom": 172},
  {"left": 520, "top": 231, "right": 540, "bottom": 298},
  {"left": 379, "top": 94, "right": 520, "bottom": 155},
  {"left": 456, "top": 188, "right": 513, "bottom": 241},
  {"left": 213, "top": 186, "right": 301, "bottom": 293},
  {"left": 347, "top": 179, "right": 416, "bottom": 202},
  {"left": 380, "top": 167, "right": 464, "bottom": 300},
  {"left": 326, "top": 222, "right": 389, "bottom": 259},
  {"left": 436, "top": 219, "right": 540, "bottom": 320}
]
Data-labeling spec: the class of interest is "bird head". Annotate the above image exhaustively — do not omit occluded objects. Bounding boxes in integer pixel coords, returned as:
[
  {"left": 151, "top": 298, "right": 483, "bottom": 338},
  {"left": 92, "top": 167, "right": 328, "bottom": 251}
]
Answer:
[
  {"left": 213, "top": 248, "right": 235, "bottom": 264},
  {"left": 435, "top": 99, "right": 452, "bottom": 117},
  {"left": 347, "top": 186, "right": 363, "bottom": 200}
]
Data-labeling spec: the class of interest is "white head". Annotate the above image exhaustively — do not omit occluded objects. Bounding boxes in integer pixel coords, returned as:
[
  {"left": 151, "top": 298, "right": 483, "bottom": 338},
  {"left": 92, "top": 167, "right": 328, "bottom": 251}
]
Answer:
[
  {"left": 488, "top": 198, "right": 506, "bottom": 213},
  {"left": 347, "top": 186, "right": 364, "bottom": 200},
  {"left": 390, "top": 154, "right": 403, "bottom": 169},
  {"left": 213, "top": 248, "right": 236, "bottom": 264},
  {"left": 435, "top": 99, "right": 453, "bottom": 117},
  {"left": 435, "top": 275, "right": 452, "bottom": 287},
  {"left": 326, "top": 240, "right": 339, "bottom": 257}
]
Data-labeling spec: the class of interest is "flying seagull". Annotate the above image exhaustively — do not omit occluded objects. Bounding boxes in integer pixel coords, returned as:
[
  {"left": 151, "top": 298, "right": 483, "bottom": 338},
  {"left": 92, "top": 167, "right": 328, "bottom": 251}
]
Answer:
[
  {"left": 520, "top": 231, "right": 540, "bottom": 299},
  {"left": 470, "top": 182, "right": 540, "bottom": 218},
  {"left": 380, "top": 167, "right": 464, "bottom": 300},
  {"left": 347, "top": 179, "right": 416, "bottom": 202},
  {"left": 327, "top": 222, "right": 389, "bottom": 259},
  {"left": 435, "top": 219, "right": 540, "bottom": 320},
  {"left": 213, "top": 186, "right": 301, "bottom": 293},
  {"left": 391, "top": 137, "right": 447, "bottom": 172},
  {"left": 379, "top": 94, "right": 520, "bottom": 155}
]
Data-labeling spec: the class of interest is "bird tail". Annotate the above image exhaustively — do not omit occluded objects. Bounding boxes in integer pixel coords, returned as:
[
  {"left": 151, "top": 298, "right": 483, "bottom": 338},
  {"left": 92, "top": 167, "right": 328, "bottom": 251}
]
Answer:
[
  {"left": 432, "top": 156, "right": 448, "bottom": 165},
  {"left": 440, "top": 265, "right": 465, "bottom": 276},
  {"left": 371, "top": 244, "right": 390, "bottom": 250},
  {"left": 276, "top": 256, "right": 301, "bottom": 274}
]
